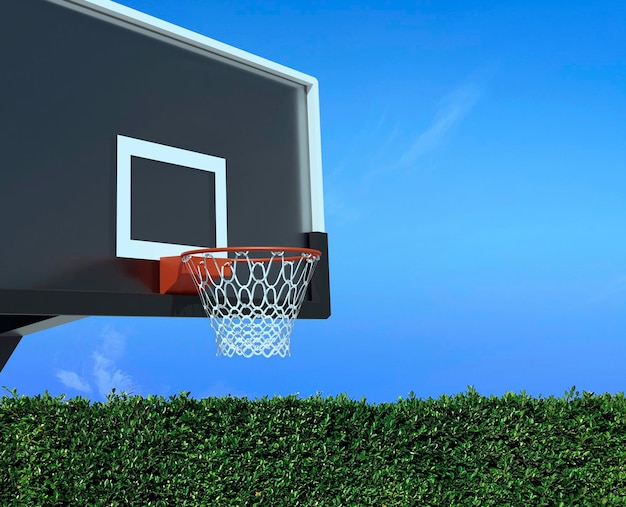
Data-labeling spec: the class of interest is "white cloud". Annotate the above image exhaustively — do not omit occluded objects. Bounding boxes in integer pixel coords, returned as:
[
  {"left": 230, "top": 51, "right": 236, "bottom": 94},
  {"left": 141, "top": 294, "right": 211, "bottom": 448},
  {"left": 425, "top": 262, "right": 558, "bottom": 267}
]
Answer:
[
  {"left": 55, "top": 369, "right": 91, "bottom": 393},
  {"left": 398, "top": 81, "right": 482, "bottom": 167},
  {"left": 324, "top": 67, "right": 496, "bottom": 229},
  {"left": 91, "top": 326, "right": 135, "bottom": 397},
  {"left": 324, "top": 190, "right": 364, "bottom": 226},
  {"left": 55, "top": 325, "right": 136, "bottom": 400},
  {"left": 100, "top": 326, "right": 126, "bottom": 361},
  {"left": 92, "top": 351, "right": 134, "bottom": 398}
]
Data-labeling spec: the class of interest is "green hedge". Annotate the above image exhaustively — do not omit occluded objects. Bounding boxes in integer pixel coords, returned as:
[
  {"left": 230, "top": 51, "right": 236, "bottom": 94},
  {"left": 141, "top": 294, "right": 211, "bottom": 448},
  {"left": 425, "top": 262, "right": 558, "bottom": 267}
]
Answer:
[{"left": 1, "top": 386, "right": 626, "bottom": 506}]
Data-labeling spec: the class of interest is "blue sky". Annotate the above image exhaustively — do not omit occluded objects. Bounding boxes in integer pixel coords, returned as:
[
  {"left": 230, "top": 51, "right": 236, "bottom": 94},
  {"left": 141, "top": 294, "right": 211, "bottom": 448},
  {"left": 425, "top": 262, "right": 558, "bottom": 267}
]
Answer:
[{"left": 2, "top": 0, "right": 625, "bottom": 403}]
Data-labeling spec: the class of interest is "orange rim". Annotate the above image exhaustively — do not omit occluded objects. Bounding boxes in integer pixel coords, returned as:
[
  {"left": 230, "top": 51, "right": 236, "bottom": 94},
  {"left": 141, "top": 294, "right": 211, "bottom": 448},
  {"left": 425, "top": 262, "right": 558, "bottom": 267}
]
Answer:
[{"left": 181, "top": 246, "right": 322, "bottom": 263}]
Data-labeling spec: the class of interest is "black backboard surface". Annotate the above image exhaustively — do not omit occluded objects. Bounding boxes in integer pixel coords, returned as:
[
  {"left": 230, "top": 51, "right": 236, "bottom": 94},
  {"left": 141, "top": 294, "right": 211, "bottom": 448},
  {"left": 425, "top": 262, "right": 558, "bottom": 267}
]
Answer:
[{"left": 0, "top": 0, "right": 329, "bottom": 322}]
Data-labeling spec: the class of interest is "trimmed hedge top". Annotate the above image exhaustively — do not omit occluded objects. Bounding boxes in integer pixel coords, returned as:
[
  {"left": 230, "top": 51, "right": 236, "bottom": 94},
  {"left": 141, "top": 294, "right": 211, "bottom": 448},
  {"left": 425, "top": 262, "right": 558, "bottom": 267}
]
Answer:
[{"left": 1, "top": 386, "right": 626, "bottom": 506}]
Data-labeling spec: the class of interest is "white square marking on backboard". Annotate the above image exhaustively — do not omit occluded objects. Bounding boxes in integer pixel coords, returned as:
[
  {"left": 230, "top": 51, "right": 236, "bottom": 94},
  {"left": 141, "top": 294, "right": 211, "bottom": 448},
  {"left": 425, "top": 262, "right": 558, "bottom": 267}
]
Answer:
[{"left": 116, "top": 135, "right": 227, "bottom": 260}]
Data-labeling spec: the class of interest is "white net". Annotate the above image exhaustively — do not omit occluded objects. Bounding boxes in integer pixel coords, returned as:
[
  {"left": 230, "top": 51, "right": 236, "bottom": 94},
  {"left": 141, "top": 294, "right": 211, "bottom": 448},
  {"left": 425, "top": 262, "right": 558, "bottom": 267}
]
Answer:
[{"left": 182, "top": 248, "right": 320, "bottom": 358}]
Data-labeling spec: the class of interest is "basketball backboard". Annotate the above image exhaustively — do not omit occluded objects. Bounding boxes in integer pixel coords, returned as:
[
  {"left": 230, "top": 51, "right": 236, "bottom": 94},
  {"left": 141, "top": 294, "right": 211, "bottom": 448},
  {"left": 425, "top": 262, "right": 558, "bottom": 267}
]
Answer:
[{"left": 0, "top": 0, "right": 330, "bottom": 368}]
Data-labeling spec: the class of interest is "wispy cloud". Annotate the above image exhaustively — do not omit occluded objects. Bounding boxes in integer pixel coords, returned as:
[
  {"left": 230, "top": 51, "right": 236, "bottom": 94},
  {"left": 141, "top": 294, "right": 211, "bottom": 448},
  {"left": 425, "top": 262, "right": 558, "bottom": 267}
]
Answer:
[
  {"left": 56, "top": 326, "right": 135, "bottom": 399},
  {"left": 91, "top": 327, "right": 135, "bottom": 398},
  {"left": 324, "top": 191, "right": 364, "bottom": 226},
  {"left": 55, "top": 369, "right": 91, "bottom": 393},
  {"left": 398, "top": 80, "right": 483, "bottom": 167},
  {"left": 324, "top": 66, "right": 496, "bottom": 228},
  {"left": 92, "top": 354, "right": 134, "bottom": 398}
]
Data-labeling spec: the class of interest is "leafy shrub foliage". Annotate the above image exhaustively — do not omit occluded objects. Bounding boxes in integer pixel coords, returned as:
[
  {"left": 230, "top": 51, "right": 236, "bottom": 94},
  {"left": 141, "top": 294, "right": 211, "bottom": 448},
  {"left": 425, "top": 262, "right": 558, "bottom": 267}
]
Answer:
[{"left": 1, "top": 386, "right": 626, "bottom": 506}]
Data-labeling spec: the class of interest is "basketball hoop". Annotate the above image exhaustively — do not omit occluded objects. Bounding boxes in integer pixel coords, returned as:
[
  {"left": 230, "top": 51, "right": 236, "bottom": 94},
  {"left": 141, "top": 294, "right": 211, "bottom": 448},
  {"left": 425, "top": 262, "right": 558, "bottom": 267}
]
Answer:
[{"left": 180, "top": 247, "right": 321, "bottom": 358}]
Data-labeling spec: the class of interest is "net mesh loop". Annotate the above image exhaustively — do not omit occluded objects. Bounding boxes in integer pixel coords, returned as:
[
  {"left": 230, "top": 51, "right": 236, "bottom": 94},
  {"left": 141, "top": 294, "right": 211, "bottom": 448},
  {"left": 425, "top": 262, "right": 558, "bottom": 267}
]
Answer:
[{"left": 182, "top": 248, "right": 320, "bottom": 357}]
